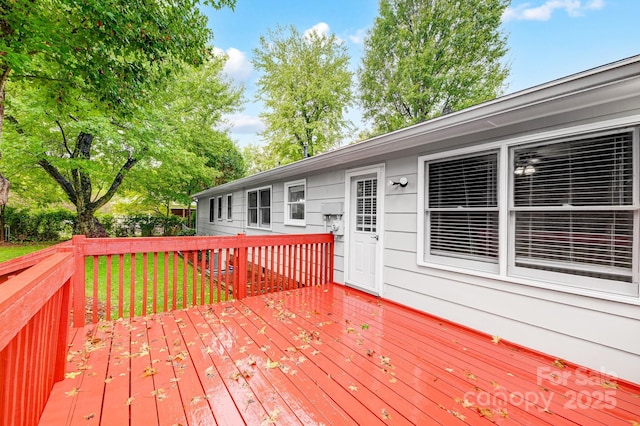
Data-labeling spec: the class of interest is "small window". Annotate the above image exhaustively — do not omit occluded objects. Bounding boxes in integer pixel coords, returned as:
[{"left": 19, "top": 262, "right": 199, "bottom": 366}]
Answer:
[
  {"left": 226, "top": 194, "right": 232, "bottom": 221},
  {"left": 247, "top": 186, "right": 271, "bottom": 229},
  {"left": 217, "top": 197, "right": 222, "bottom": 220},
  {"left": 284, "top": 179, "right": 306, "bottom": 226},
  {"left": 424, "top": 151, "right": 499, "bottom": 272},
  {"left": 209, "top": 198, "right": 215, "bottom": 223}
]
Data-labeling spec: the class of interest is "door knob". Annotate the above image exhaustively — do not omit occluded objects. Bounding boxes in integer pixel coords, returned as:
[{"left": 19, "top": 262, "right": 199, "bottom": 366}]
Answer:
[{"left": 371, "top": 235, "right": 379, "bottom": 241}]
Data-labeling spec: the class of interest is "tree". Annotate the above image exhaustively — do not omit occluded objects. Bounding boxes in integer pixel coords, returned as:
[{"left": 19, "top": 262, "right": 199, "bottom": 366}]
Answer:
[
  {"left": 0, "top": 0, "right": 235, "bottom": 236},
  {"left": 358, "top": 0, "right": 510, "bottom": 135},
  {"left": 252, "top": 25, "right": 353, "bottom": 165},
  {"left": 3, "top": 56, "right": 243, "bottom": 235},
  {"left": 130, "top": 59, "right": 245, "bottom": 225}
]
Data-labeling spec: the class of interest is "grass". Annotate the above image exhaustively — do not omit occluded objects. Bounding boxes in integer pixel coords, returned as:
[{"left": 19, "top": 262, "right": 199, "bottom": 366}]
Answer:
[
  {"left": 0, "top": 242, "right": 58, "bottom": 263},
  {"left": 85, "top": 252, "right": 230, "bottom": 321}
]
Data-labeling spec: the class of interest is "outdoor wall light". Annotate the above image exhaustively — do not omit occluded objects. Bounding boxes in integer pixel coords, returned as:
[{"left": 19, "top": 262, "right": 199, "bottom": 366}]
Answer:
[{"left": 389, "top": 177, "right": 408, "bottom": 187}]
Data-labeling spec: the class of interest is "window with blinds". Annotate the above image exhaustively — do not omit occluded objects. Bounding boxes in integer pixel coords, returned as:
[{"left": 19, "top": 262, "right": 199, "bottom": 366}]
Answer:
[
  {"left": 284, "top": 180, "right": 306, "bottom": 226},
  {"left": 511, "top": 131, "right": 635, "bottom": 284},
  {"left": 426, "top": 152, "right": 499, "bottom": 265}
]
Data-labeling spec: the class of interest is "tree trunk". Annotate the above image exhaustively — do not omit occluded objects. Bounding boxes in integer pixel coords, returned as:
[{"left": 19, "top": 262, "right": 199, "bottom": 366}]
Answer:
[{"left": 75, "top": 207, "right": 107, "bottom": 238}]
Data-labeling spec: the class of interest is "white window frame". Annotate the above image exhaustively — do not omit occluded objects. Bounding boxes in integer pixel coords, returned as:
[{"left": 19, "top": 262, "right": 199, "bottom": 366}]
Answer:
[
  {"left": 284, "top": 179, "right": 306, "bottom": 227},
  {"left": 417, "top": 121, "right": 640, "bottom": 299},
  {"left": 418, "top": 149, "right": 501, "bottom": 274},
  {"left": 208, "top": 198, "right": 215, "bottom": 223},
  {"left": 246, "top": 185, "right": 272, "bottom": 230},
  {"left": 226, "top": 194, "right": 233, "bottom": 221}
]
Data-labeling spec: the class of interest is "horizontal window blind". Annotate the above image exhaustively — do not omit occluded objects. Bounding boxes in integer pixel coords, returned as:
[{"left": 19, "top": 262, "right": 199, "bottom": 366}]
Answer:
[
  {"left": 513, "top": 132, "right": 633, "bottom": 207},
  {"left": 512, "top": 132, "right": 635, "bottom": 282},
  {"left": 427, "top": 152, "right": 499, "bottom": 263}
]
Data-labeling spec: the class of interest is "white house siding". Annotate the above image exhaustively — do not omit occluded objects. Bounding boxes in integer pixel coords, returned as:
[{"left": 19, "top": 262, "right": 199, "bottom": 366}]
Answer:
[
  {"left": 195, "top": 57, "right": 640, "bottom": 384},
  {"left": 196, "top": 171, "right": 347, "bottom": 284},
  {"left": 383, "top": 152, "right": 640, "bottom": 384}
]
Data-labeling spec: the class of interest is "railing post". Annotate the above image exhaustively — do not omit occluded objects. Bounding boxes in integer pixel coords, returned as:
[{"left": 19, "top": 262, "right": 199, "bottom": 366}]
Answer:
[
  {"left": 236, "top": 233, "right": 247, "bottom": 300},
  {"left": 329, "top": 234, "right": 335, "bottom": 283},
  {"left": 72, "top": 235, "right": 86, "bottom": 327},
  {"left": 54, "top": 277, "right": 72, "bottom": 381}
]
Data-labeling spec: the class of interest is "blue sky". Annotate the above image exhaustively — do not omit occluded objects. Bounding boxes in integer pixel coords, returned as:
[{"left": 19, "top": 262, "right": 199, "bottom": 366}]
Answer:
[{"left": 202, "top": 0, "right": 640, "bottom": 148}]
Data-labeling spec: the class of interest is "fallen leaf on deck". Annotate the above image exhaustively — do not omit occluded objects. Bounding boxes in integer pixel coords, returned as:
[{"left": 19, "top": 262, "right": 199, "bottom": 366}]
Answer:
[
  {"left": 477, "top": 407, "right": 493, "bottom": 418},
  {"left": 65, "top": 387, "right": 80, "bottom": 397},
  {"left": 348, "top": 384, "right": 358, "bottom": 392},
  {"left": 84, "top": 413, "right": 95, "bottom": 420},
  {"left": 258, "top": 326, "right": 266, "bottom": 334},
  {"left": 126, "top": 397, "right": 134, "bottom": 406},
  {"left": 450, "top": 410, "right": 466, "bottom": 421},
  {"left": 261, "top": 408, "right": 280, "bottom": 425},
  {"left": 553, "top": 359, "right": 567, "bottom": 369},
  {"left": 601, "top": 381, "right": 619, "bottom": 389},
  {"left": 389, "top": 377, "right": 397, "bottom": 383},
  {"left": 445, "top": 368, "right": 454, "bottom": 373},
  {"left": 204, "top": 366, "right": 215, "bottom": 378},
  {"left": 311, "top": 350, "right": 320, "bottom": 356},
  {"left": 265, "top": 359, "right": 280, "bottom": 369},
  {"left": 361, "top": 324, "right": 369, "bottom": 330},
  {"left": 190, "top": 396, "right": 202, "bottom": 405},
  {"left": 104, "top": 376, "right": 114, "bottom": 384},
  {"left": 65, "top": 371, "right": 82, "bottom": 379},
  {"left": 151, "top": 388, "right": 167, "bottom": 400},
  {"left": 381, "top": 408, "right": 391, "bottom": 420},
  {"left": 142, "top": 367, "right": 157, "bottom": 377},
  {"left": 629, "top": 421, "right": 640, "bottom": 426},
  {"left": 491, "top": 335, "right": 501, "bottom": 344},
  {"left": 464, "top": 371, "right": 477, "bottom": 381},
  {"left": 345, "top": 327, "right": 355, "bottom": 334},
  {"left": 498, "top": 408, "right": 508, "bottom": 418}
]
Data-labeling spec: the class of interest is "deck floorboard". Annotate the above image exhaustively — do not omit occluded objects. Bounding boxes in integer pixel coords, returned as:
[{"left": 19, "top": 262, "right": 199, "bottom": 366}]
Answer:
[{"left": 39, "top": 284, "right": 640, "bottom": 425}]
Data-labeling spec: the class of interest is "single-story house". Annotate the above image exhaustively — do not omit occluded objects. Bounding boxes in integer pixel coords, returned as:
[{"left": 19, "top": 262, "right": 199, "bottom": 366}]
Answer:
[{"left": 193, "top": 56, "right": 640, "bottom": 384}]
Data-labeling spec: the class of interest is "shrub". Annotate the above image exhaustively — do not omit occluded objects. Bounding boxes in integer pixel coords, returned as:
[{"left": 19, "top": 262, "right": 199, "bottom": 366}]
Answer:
[{"left": 4, "top": 207, "right": 75, "bottom": 242}]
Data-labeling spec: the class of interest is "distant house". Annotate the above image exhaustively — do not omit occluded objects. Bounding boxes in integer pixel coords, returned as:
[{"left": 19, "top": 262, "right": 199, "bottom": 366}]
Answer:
[{"left": 193, "top": 56, "right": 640, "bottom": 384}]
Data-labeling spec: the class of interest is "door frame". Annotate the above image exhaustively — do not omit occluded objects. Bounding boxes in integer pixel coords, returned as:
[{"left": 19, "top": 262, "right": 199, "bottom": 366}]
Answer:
[{"left": 344, "top": 164, "right": 385, "bottom": 296}]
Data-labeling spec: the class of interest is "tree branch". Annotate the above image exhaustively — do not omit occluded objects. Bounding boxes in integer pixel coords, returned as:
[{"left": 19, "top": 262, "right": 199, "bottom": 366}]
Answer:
[
  {"left": 56, "top": 120, "right": 72, "bottom": 156},
  {"left": 37, "top": 158, "right": 78, "bottom": 205},
  {"left": 89, "top": 154, "right": 140, "bottom": 212}
]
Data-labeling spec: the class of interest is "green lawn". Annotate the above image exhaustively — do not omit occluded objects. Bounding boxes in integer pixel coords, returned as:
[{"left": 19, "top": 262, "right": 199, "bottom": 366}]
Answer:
[
  {"left": 0, "top": 242, "right": 58, "bottom": 263},
  {"left": 86, "top": 252, "right": 229, "bottom": 320},
  {"left": 0, "top": 243, "right": 229, "bottom": 321}
]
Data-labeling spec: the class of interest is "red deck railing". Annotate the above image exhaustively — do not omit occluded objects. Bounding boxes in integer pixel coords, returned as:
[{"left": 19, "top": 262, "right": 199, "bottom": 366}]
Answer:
[{"left": 0, "top": 233, "right": 334, "bottom": 426}]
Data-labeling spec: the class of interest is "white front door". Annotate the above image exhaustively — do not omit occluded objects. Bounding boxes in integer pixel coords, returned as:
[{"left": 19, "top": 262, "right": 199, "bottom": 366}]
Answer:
[{"left": 345, "top": 165, "right": 384, "bottom": 295}]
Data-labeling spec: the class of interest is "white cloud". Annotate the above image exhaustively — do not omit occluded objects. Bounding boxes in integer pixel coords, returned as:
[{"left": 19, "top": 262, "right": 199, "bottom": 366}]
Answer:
[
  {"left": 212, "top": 47, "right": 253, "bottom": 81},
  {"left": 503, "top": 0, "right": 605, "bottom": 22},
  {"left": 226, "top": 113, "right": 265, "bottom": 134},
  {"left": 303, "top": 22, "right": 345, "bottom": 43},
  {"left": 348, "top": 28, "right": 368, "bottom": 45}
]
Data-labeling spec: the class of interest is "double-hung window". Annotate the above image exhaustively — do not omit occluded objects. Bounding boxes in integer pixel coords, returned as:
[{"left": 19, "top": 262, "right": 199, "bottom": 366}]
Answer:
[
  {"left": 419, "top": 127, "right": 639, "bottom": 298},
  {"left": 509, "top": 131, "right": 636, "bottom": 295},
  {"left": 217, "top": 197, "right": 223, "bottom": 221},
  {"left": 423, "top": 152, "right": 499, "bottom": 273},
  {"left": 247, "top": 186, "right": 271, "bottom": 229},
  {"left": 227, "top": 194, "right": 233, "bottom": 221},
  {"left": 284, "top": 179, "right": 306, "bottom": 226},
  {"left": 209, "top": 198, "right": 215, "bottom": 223}
]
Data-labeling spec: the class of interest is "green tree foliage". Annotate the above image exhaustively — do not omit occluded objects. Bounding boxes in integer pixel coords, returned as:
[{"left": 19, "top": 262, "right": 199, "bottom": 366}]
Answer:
[
  {"left": 0, "top": 0, "right": 235, "bottom": 236},
  {"left": 359, "top": 0, "right": 510, "bottom": 134},
  {"left": 242, "top": 143, "right": 280, "bottom": 175},
  {"left": 252, "top": 25, "right": 353, "bottom": 165},
  {"left": 129, "top": 58, "right": 245, "bottom": 223}
]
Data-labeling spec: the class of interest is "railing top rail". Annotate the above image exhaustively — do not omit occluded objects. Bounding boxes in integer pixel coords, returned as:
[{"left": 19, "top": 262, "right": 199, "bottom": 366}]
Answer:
[
  {"left": 76, "top": 233, "right": 334, "bottom": 256},
  {"left": 0, "top": 240, "right": 72, "bottom": 279},
  {"left": 0, "top": 251, "right": 74, "bottom": 351}
]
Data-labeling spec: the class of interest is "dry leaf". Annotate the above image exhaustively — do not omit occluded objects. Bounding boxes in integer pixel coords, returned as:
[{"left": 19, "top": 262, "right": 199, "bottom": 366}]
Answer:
[
  {"left": 65, "top": 371, "right": 82, "bottom": 379},
  {"left": 477, "top": 407, "right": 493, "bottom": 418},
  {"left": 450, "top": 410, "right": 466, "bottom": 421},
  {"left": 445, "top": 368, "right": 454, "bottom": 373},
  {"left": 601, "top": 380, "right": 619, "bottom": 389},
  {"left": 65, "top": 387, "right": 80, "bottom": 397},
  {"left": 205, "top": 366, "right": 215, "bottom": 378},
  {"left": 258, "top": 326, "right": 266, "bottom": 334},
  {"left": 142, "top": 367, "right": 157, "bottom": 377},
  {"left": 265, "top": 359, "right": 280, "bottom": 369},
  {"left": 491, "top": 335, "right": 501, "bottom": 344},
  {"left": 126, "top": 397, "right": 135, "bottom": 406},
  {"left": 348, "top": 384, "right": 358, "bottom": 392},
  {"left": 461, "top": 399, "right": 474, "bottom": 408},
  {"left": 381, "top": 408, "right": 391, "bottom": 420},
  {"left": 465, "top": 371, "right": 477, "bottom": 381},
  {"left": 104, "top": 376, "right": 114, "bottom": 384},
  {"left": 553, "top": 359, "right": 567, "bottom": 369},
  {"left": 84, "top": 413, "right": 95, "bottom": 420}
]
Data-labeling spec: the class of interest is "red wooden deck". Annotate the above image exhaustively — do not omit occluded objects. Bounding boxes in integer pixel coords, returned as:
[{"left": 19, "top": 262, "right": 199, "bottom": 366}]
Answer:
[{"left": 39, "top": 283, "right": 640, "bottom": 425}]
